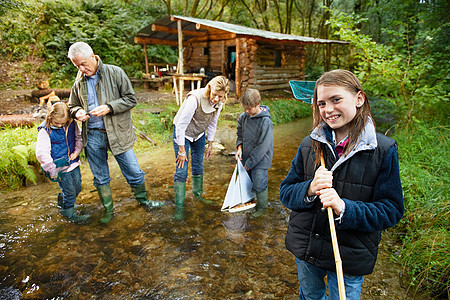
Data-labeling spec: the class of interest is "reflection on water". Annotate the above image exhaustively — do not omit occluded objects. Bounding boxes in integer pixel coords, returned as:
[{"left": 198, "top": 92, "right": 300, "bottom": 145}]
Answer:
[{"left": 0, "top": 118, "right": 418, "bottom": 299}]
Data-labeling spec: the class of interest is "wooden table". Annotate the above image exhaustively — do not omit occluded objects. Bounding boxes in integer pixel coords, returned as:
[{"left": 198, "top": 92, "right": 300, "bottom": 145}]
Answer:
[{"left": 172, "top": 73, "right": 207, "bottom": 105}]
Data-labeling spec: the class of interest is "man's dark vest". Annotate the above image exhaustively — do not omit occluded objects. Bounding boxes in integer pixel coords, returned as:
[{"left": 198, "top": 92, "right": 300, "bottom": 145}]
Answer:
[{"left": 285, "top": 133, "right": 395, "bottom": 275}]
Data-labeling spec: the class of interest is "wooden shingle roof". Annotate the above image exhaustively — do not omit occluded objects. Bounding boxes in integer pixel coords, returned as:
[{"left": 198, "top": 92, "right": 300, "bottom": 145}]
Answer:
[{"left": 135, "top": 15, "right": 349, "bottom": 46}]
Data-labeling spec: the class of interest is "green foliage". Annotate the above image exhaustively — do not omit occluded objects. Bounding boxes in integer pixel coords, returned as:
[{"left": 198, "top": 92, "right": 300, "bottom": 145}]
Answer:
[
  {"left": 329, "top": 10, "right": 449, "bottom": 128},
  {"left": 263, "top": 99, "right": 311, "bottom": 125},
  {"left": 0, "top": 126, "right": 39, "bottom": 191},
  {"left": 0, "top": 1, "right": 40, "bottom": 60},
  {"left": 0, "top": 0, "right": 174, "bottom": 88},
  {"left": 393, "top": 123, "right": 449, "bottom": 297}
]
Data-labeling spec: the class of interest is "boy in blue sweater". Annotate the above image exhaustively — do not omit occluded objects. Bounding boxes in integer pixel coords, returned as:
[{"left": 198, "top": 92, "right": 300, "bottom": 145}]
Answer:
[{"left": 235, "top": 89, "right": 273, "bottom": 217}]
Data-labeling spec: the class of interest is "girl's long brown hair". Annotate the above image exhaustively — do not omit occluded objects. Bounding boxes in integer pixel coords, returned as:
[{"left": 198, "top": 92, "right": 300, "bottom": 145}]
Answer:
[
  {"left": 312, "top": 69, "right": 374, "bottom": 167},
  {"left": 44, "top": 102, "right": 71, "bottom": 131}
]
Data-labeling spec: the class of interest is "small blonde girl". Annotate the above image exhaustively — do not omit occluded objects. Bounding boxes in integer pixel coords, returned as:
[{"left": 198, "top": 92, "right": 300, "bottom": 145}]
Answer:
[{"left": 36, "top": 102, "right": 89, "bottom": 222}]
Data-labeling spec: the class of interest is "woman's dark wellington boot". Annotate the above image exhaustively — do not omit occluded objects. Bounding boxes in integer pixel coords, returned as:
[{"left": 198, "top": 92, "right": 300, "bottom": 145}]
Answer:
[
  {"left": 252, "top": 189, "right": 268, "bottom": 218},
  {"left": 173, "top": 181, "right": 186, "bottom": 220},
  {"left": 131, "top": 182, "right": 164, "bottom": 208},
  {"left": 97, "top": 184, "right": 114, "bottom": 224},
  {"left": 192, "top": 174, "right": 213, "bottom": 204}
]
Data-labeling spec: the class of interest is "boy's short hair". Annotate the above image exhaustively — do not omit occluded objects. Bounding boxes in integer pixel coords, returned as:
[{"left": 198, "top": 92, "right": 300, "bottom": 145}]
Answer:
[{"left": 240, "top": 88, "right": 261, "bottom": 107}]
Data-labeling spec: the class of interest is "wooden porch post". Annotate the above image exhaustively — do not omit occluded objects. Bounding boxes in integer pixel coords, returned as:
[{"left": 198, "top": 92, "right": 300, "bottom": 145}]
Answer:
[
  {"left": 221, "top": 40, "right": 225, "bottom": 75},
  {"left": 176, "top": 20, "right": 185, "bottom": 104},
  {"left": 143, "top": 44, "right": 149, "bottom": 89},
  {"left": 144, "top": 44, "right": 149, "bottom": 74},
  {"left": 326, "top": 44, "right": 331, "bottom": 71},
  {"left": 235, "top": 38, "right": 241, "bottom": 99}
]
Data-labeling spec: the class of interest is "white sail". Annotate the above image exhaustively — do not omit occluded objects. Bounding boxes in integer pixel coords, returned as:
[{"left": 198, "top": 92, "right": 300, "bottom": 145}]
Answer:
[
  {"left": 221, "top": 160, "right": 256, "bottom": 212},
  {"left": 221, "top": 164, "right": 238, "bottom": 211},
  {"left": 237, "top": 159, "right": 256, "bottom": 203}
]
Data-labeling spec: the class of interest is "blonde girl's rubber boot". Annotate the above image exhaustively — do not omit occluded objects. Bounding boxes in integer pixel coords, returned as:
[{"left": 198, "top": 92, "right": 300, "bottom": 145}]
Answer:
[
  {"left": 173, "top": 181, "right": 186, "bottom": 220},
  {"left": 192, "top": 174, "right": 213, "bottom": 204},
  {"left": 97, "top": 184, "right": 114, "bottom": 224},
  {"left": 252, "top": 189, "right": 268, "bottom": 218}
]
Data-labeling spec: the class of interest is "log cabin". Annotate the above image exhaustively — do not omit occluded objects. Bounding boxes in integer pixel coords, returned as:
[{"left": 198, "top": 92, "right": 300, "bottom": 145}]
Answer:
[{"left": 134, "top": 15, "right": 348, "bottom": 99}]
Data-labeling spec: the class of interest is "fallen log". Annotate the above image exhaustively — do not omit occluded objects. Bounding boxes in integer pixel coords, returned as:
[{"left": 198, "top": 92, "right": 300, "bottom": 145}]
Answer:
[
  {"left": 0, "top": 114, "right": 40, "bottom": 128},
  {"left": 31, "top": 89, "right": 71, "bottom": 100}
]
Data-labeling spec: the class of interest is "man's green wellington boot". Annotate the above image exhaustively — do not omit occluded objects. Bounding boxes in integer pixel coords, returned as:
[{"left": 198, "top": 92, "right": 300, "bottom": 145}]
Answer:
[
  {"left": 60, "top": 207, "right": 90, "bottom": 223},
  {"left": 252, "top": 189, "right": 268, "bottom": 218},
  {"left": 173, "top": 181, "right": 186, "bottom": 220},
  {"left": 98, "top": 184, "right": 114, "bottom": 224},
  {"left": 192, "top": 174, "right": 213, "bottom": 204},
  {"left": 131, "top": 182, "right": 164, "bottom": 208}
]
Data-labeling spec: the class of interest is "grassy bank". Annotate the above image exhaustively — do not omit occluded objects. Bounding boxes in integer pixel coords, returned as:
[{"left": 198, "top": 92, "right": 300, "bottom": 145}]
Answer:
[{"left": 392, "top": 123, "right": 449, "bottom": 298}]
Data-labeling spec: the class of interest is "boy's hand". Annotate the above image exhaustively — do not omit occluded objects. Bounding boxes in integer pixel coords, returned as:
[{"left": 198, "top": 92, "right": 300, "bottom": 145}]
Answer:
[
  {"left": 235, "top": 146, "right": 242, "bottom": 161},
  {"left": 318, "top": 187, "right": 344, "bottom": 215},
  {"left": 69, "top": 153, "right": 78, "bottom": 161},
  {"left": 307, "top": 166, "right": 333, "bottom": 197}
]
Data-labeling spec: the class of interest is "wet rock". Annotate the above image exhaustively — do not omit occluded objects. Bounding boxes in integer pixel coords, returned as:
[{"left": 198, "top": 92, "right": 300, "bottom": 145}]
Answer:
[{"left": 0, "top": 287, "right": 21, "bottom": 300}]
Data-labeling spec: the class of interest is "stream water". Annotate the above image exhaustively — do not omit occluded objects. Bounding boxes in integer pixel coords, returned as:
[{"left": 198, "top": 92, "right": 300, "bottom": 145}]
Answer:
[{"left": 0, "top": 118, "right": 421, "bottom": 299}]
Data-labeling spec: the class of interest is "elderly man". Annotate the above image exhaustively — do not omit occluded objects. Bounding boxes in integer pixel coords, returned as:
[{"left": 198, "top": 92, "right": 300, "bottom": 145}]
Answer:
[{"left": 67, "top": 42, "right": 163, "bottom": 224}]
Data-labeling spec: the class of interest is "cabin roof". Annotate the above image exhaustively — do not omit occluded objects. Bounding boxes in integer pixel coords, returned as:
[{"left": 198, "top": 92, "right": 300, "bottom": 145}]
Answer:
[{"left": 135, "top": 15, "right": 349, "bottom": 45}]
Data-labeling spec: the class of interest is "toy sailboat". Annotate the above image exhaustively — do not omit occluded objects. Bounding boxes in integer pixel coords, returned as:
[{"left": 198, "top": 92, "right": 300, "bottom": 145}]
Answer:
[{"left": 221, "top": 160, "right": 256, "bottom": 213}]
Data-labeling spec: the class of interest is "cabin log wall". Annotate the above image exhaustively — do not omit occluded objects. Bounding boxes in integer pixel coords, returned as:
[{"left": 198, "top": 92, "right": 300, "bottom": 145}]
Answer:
[
  {"left": 184, "top": 40, "right": 234, "bottom": 73},
  {"left": 180, "top": 37, "right": 306, "bottom": 92},
  {"left": 251, "top": 42, "right": 305, "bottom": 91}
]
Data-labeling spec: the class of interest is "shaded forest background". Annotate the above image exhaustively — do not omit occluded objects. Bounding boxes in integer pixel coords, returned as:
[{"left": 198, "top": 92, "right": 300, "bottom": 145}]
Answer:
[{"left": 1, "top": 0, "right": 449, "bottom": 298}]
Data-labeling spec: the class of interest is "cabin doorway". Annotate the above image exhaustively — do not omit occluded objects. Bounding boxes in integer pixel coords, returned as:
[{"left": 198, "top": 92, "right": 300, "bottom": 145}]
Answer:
[{"left": 227, "top": 46, "right": 236, "bottom": 80}]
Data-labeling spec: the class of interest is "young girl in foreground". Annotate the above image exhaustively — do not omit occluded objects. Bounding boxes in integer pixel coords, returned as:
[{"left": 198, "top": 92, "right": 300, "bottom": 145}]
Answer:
[
  {"left": 279, "top": 69, "right": 404, "bottom": 299},
  {"left": 36, "top": 102, "right": 89, "bottom": 223}
]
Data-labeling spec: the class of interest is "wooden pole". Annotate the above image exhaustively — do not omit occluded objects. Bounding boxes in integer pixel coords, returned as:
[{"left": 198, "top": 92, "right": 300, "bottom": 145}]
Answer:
[
  {"left": 221, "top": 40, "right": 225, "bottom": 75},
  {"left": 235, "top": 38, "right": 241, "bottom": 99},
  {"left": 320, "top": 155, "right": 346, "bottom": 300},
  {"left": 177, "top": 20, "right": 185, "bottom": 104},
  {"left": 144, "top": 44, "right": 149, "bottom": 89},
  {"left": 177, "top": 20, "right": 184, "bottom": 75},
  {"left": 173, "top": 76, "right": 179, "bottom": 105},
  {"left": 144, "top": 44, "right": 149, "bottom": 74}
]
